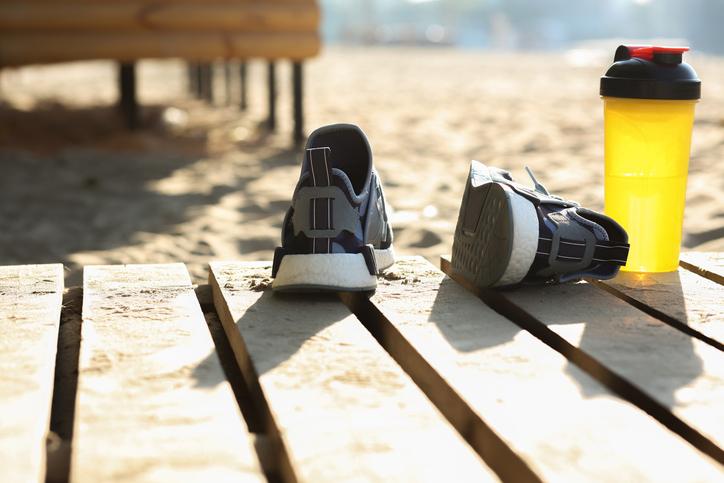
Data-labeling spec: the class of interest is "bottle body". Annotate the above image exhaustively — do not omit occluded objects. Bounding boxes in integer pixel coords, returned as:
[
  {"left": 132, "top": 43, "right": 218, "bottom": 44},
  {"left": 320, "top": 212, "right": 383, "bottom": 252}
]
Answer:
[{"left": 603, "top": 97, "right": 696, "bottom": 272}]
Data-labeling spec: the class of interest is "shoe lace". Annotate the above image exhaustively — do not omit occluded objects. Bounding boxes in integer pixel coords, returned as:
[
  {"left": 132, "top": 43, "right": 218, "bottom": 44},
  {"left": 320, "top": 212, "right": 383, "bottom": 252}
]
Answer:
[
  {"left": 524, "top": 165, "right": 575, "bottom": 204},
  {"left": 524, "top": 166, "right": 550, "bottom": 196}
]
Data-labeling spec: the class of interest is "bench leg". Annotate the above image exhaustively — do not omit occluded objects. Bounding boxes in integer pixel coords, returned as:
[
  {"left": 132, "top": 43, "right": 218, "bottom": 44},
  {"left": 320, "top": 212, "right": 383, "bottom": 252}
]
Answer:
[
  {"left": 200, "top": 63, "right": 213, "bottom": 104},
  {"left": 267, "top": 61, "right": 276, "bottom": 130},
  {"left": 194, "top": 63, "right": 204, "bottom": 99},
  {"left": 224, "top": 62, "right": 233, "bottom": 106},
  {"left": 118, "top": 62, "right": 138, "bottom": 130},
  {"left": 292, "top": 61, "right": 304, "bottom": 145},
  {"left": 239, "top": 61, "right": 248, "bottom": 111},
  {"left": 187, "top": 62, "right": 197, "bottom": 97}
]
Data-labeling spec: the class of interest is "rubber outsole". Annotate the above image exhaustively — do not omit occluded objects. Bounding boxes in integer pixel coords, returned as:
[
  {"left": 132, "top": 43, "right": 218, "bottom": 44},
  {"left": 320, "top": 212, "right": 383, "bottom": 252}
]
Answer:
[
  {"left": 374, "top": 247, "right": 395, "bottom": 272},
  {"left": 272, "top": 248, "right": 395, "bottom": 292},
  {"left": 451, "top": 180, "right": 538, "bottom": 288}
]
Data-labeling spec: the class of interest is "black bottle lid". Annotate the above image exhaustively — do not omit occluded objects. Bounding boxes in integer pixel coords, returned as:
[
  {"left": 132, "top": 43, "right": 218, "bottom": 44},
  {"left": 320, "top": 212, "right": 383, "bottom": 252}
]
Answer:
[{"left": 600, "top": 45, "right": 701, "bottom": 100}]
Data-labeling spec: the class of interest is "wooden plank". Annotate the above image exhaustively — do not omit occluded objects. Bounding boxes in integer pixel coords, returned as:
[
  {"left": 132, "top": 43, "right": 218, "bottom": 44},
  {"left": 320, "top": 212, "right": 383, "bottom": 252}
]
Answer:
[
  {"left": 0, "top": 3, "right": 319, "bottom": 33},
  {"left": 354, "top": 257, "right": 723, "bottom": 481},
  {"left": 680, "top": 252, "right": 724, "bottom": 285},
  {"left": 0, "top": 31, "right": 320, "bottom": 66},
  {"left": 209, "top": 261, "right": 498, "bottom": 483},
  {"left": 597, "top": 268, "right": 724, "bottom": 347},
  {"left": 0, "top": 264, "right": 64, "bottom": 483},
  {"left": 73, "top": 264, "right": 264, "bottom": 483},
  {"left": 455, "top": 261, "right": 724, "bottom": 452}
]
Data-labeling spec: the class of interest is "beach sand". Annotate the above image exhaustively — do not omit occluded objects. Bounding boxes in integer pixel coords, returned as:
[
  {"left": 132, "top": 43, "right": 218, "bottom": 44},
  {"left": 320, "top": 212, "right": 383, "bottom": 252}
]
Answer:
[{"left": 0, "top": 47, "right": 722, "bottom": 286}]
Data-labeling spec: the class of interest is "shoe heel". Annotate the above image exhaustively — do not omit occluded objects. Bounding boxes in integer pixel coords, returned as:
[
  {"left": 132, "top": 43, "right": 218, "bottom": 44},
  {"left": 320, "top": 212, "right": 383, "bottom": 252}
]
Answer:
[
  {"left": 453, "top": 182, "right": 514, "bottom": 288},
  {"left": 272, "top": 253, "right": 377, "bottom": 292}
]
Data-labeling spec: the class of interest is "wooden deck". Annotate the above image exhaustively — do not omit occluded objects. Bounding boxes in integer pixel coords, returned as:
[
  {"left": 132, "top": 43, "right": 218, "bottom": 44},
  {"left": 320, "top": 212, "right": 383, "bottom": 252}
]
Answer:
[{"left": 1, "top": 254, "right": 722, "bottom": 482}]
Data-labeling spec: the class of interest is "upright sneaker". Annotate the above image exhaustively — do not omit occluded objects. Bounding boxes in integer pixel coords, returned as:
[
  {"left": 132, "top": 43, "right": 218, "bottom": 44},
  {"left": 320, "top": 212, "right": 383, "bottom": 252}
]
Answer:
[
  {"left": 272, "top": 124, "right": 394, "bottom": 292},
  {"left": 452, "top": 160, "right": 630, "bottom": 288}
]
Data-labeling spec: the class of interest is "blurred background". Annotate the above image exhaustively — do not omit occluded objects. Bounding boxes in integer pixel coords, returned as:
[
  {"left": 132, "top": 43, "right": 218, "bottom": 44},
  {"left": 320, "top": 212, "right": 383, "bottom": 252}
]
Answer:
[
  {"left": 322, "top": 0, "right": 723, "bottom": 53},
  {"left": 0, "top": 0, "right": 722, "bottom": 285}
]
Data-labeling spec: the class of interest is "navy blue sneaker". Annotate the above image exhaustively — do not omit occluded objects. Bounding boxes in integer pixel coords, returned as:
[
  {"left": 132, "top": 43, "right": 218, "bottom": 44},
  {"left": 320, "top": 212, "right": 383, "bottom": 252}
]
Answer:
[
  {"left": 272, "top": 124, "right": 394, "bottom": 292},
  {"left": 452, "top": 160, "right": 630, "bottom": 288}
]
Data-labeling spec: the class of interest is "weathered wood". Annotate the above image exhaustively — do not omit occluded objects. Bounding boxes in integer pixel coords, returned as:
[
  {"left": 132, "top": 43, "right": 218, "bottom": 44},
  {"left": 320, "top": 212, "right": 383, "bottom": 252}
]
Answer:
[
  {"left": 353, "top": 257, "right": 723, "bottom": 481},
  {"left": 0, "top": 32, "right": 320, "bottom": 66},
  {"left": 0, "top": 3, "right": 319, "bottom": 32},
  {"left": 680, "top": 252, "right": 724, "bottom": 285},
  {"left": 46, "top": 287, "right": 82, "bottom": 483},
  {"left": 73, "top": 264, "right": 264, "bottom": 483},
  {"left": 597, "top": 268, "right": 723, "bottom": 347},
  {"left": 209, "top": 261, "right": 497, "bottom": 483},
  {"left": 0, "top": 264, "right": 64, "bottom": 483},
  {"left": 454, "top": 261, "right": 724, "bottom": 454}
]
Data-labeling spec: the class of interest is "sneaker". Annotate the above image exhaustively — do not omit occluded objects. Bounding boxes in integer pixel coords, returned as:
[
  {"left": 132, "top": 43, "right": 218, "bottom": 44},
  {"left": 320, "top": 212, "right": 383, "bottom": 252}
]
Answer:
[
  {"left": 272, "top": 124, "right": 394, "bottom": 292},
  {"left": 452, "top": 160, "right": 629, "bottom": 288}
]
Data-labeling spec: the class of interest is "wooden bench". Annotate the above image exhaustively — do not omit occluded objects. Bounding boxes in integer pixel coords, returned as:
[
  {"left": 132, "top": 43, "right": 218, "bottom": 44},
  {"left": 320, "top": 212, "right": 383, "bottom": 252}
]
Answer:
[
  {"left": 0, "top": 0, "right": 321, "bottom": 142},
  {"left": 1, "top": 253, "right": 722, "bottom": 482}
]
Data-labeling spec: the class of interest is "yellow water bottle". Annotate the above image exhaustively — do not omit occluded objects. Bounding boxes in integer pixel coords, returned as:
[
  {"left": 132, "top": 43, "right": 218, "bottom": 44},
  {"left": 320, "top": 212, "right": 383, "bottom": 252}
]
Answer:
[{"left": 601, "top": 45, "right": 701, "bottom": 272}]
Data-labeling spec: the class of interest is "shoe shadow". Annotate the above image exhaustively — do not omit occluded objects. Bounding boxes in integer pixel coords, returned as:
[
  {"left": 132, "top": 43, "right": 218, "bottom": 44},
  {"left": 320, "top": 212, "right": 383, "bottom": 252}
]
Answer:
[
  {"left": 233, "top": 291, "right": 348, "bottom": 377},
  {"left": 429, "top": 270, "right": 702, "bottom": 409},
  {"left": 428, "top": 275, "right": 523, "bottom": 352}
]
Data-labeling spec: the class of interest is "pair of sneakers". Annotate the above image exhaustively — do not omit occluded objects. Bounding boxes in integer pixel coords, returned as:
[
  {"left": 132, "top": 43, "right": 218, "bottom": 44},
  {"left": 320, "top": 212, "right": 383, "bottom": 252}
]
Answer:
[{"left": 271, "top": 124, "right": 629, "bottom": 292}]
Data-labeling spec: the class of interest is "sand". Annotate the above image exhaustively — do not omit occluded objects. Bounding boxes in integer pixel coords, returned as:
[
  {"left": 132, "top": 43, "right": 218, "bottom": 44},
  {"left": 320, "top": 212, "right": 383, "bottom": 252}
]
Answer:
[{"left": 0, "top": 47, "right": 722, "bottom": 286}]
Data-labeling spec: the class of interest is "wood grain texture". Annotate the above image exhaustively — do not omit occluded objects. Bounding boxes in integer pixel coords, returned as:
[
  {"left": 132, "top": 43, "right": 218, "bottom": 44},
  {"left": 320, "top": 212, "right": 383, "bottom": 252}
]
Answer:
[
  {"left": 366, "top": 257, "right": 723, "bottom": 482},
  {"left": 209, "top": 261, "right": 498, "bottom": 483},
  {"left": 494, "top": 267, "right": 724, "bottom": 452},
  {"left": 0, "top": 31, "right": 320, "bottom": 66},
  {"left": 72, "top": 264, "right": 263, "bottom": 483},
  {"left": 600, "top": 268, "right": 723, "bottom": 346},
  {"left": 0, "top": 3, "right": 319, "bottom": 33},
  {"left": 680, "top": 252, "right": 724, "bottom": 285},
  {"left": 0, "top": 264, "right": 63, "bottom": 483}
]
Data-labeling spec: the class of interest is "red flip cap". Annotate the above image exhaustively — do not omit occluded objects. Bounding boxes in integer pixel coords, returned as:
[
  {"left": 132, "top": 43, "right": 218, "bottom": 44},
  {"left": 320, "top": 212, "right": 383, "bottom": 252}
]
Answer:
[{"left": 626, "top": 45, "right": 689, "bottom": 61}]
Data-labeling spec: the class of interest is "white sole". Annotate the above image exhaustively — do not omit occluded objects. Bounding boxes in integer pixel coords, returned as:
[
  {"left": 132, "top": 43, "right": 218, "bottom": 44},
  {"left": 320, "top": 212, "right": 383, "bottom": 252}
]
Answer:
[
  {"left": 495, "top": 187, "right": 538, "bottom": 286},
  {"left": 272, "top": 248, "right": 395, "bottom": 292},
  {"left": 374, "top": 247, "right": 395, "bottom": 271},
  {"left": 452, "top": 179, "right": 538, "bottom": 288}
]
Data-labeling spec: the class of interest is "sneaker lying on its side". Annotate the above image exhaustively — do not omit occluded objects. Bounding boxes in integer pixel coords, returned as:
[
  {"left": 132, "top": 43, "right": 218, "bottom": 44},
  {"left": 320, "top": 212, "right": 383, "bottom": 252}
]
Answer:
[
  {"left": 272, "top": 124, "right": 394, "bottom": 292},
  {"left": 452, "top": 160, "right": 629, "bottom": 288}
]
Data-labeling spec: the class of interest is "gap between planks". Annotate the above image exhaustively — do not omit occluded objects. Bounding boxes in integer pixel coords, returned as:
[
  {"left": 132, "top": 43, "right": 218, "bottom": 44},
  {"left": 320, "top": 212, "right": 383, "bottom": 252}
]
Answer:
[
  {"left": 72, "top": 263, "right": 265, "bottom": 483},
  {"left": 680, "top": 252, "right": 724, "bottom": 286},
  {"left": 343, "top": 258, "right": 721, "bottom": 481},
  {"left": 46, "top": 287, "right": 82, "bottom": 483},
  {"left": 26, "top": 260, "right": 724, "bottom": 483},
  {"left": 590, "top": 274, "right": 723, "bottom": 352},
  {"left": 46, "top": 282, "right": 284, "bottom": 483},
  {"left": 337, "top": 293, "right": 539, "bottom": 482},
  {"left": 342, "top": 257, "right": 723, "bottom": 480},
  {"left": 590, "top": 253, "right": 723, "bottom": 350},
  {"left": 439, "top": 255, "right": 724, "bottom": 466},
  {"left": 209, "top": 261, "right": 500, "bottom": 483}
]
